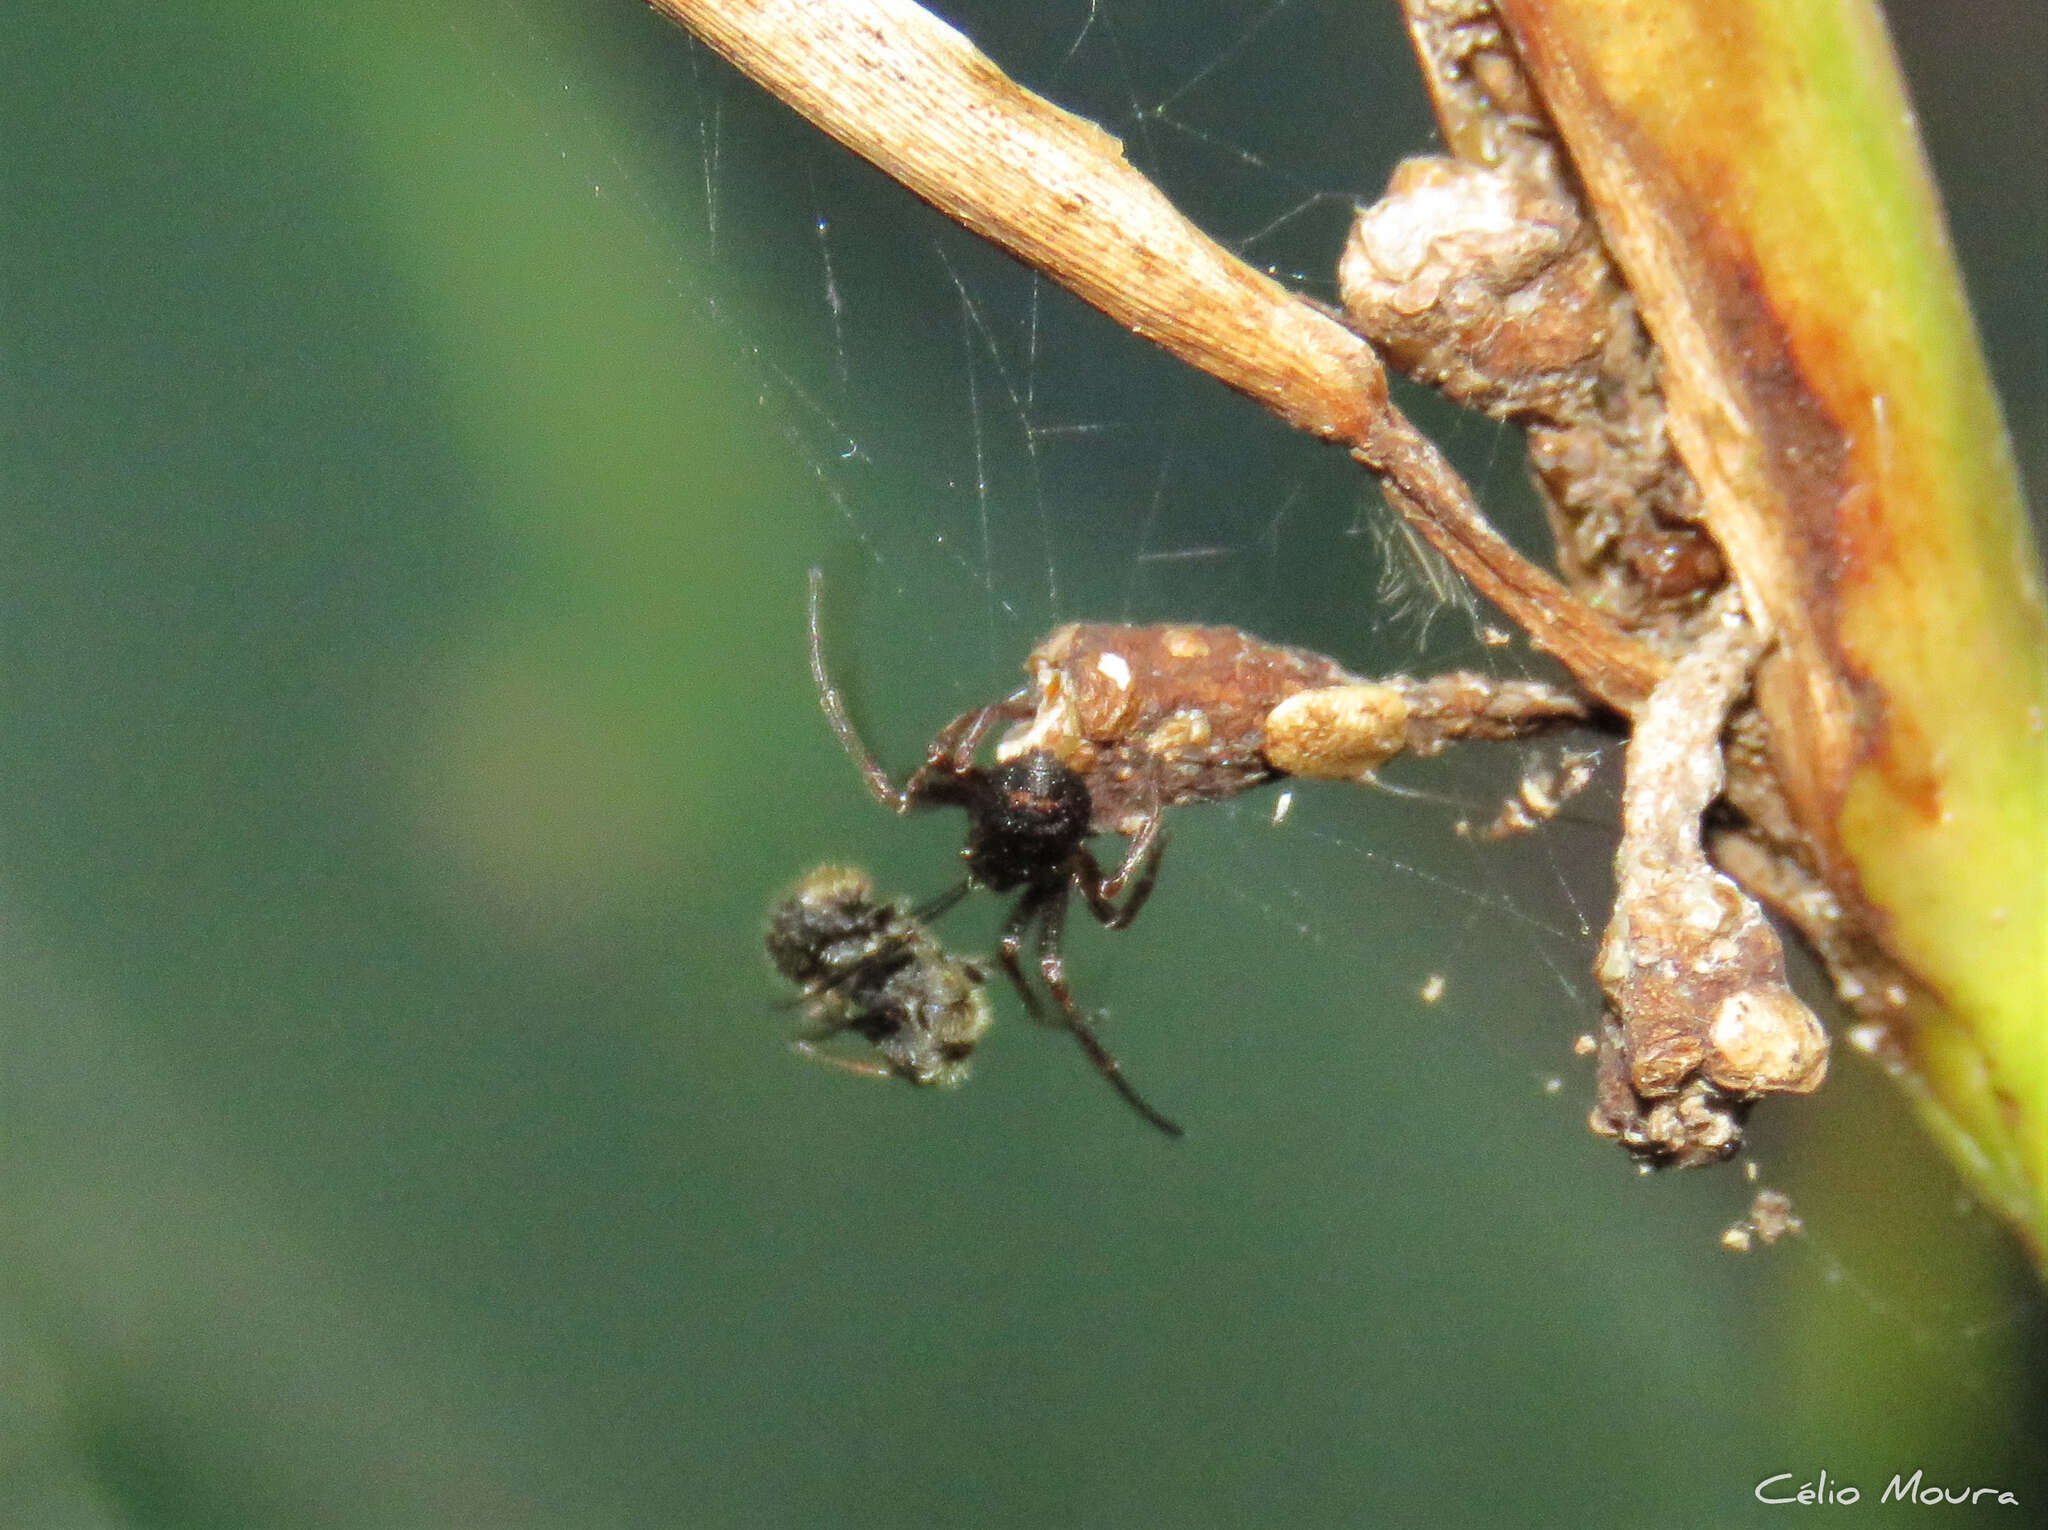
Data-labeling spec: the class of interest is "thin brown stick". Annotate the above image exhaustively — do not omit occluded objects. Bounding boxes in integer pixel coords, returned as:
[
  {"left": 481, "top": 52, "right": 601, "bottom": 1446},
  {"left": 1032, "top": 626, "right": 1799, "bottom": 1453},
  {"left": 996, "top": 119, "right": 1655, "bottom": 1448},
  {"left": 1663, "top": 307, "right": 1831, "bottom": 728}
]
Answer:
[
  {"left": 1358, "top": 417, "right": 1666, "bottom": 705},
  {"left": 650, "top": 0, "right": 1666, "bottom": 712}
]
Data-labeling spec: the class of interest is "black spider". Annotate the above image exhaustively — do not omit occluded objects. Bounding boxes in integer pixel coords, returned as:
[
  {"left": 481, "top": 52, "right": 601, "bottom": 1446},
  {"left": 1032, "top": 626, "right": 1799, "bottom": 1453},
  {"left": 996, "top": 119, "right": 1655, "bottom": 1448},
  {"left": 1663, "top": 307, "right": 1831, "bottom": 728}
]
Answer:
[{"left": 806, "top": 571, "right": 1180, "bottom": 1136}]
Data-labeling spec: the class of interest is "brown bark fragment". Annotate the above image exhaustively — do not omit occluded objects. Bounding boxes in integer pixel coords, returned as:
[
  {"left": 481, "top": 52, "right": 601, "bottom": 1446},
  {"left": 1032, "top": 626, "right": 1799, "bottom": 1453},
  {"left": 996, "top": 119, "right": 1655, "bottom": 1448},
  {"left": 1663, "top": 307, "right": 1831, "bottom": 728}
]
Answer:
[{"left": 995, "top": 622, "right": 1592, "bottom": 835}]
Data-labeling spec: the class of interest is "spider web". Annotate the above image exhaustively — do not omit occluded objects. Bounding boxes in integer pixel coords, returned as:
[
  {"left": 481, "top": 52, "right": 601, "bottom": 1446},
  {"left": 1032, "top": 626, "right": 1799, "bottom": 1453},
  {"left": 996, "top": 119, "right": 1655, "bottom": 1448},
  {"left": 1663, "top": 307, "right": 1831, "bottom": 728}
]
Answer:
[{"left": 449, "top": 0, "right": 2048, "bottom": 1518}]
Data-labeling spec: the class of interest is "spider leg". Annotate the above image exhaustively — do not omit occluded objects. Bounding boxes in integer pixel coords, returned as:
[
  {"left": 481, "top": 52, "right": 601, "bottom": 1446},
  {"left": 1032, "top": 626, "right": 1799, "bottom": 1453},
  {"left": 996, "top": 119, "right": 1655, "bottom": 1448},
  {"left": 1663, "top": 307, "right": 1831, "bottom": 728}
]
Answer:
[
  {"left": 810, "top": 571, "right": 1041, "bottom": 814},
  {"left": 1033, "top": 884, "right": 1076, "bottom": 1014},
  {"left": 902, "top": 701, "right": 1014, "bottom": 807},
  {"left": 1034, "top": 887, "right": 1184, "bottom": 1137},
  {"left": 995, "top": 886, "right": 1053, "bottom": 1023},
  {"left": 927, "top": 689, "right": 1033, "bottom": 773},
  {"left": 1060, "top": 1015, "right": 1185, "bottom": 1139},
  {"left": 1078, "top": 815, "right": 1167, "bottom": 930},
  {"left": 807, "top": 569, "right": 910, "bottom": 810}
]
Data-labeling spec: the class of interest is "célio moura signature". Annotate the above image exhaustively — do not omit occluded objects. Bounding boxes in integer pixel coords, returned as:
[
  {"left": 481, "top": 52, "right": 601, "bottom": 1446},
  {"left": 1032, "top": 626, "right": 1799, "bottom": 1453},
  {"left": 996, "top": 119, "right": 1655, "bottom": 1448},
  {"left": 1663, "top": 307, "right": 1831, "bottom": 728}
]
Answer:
[{"left": 1756, "top": 1469, "right": 2018, "bottom": 1508}]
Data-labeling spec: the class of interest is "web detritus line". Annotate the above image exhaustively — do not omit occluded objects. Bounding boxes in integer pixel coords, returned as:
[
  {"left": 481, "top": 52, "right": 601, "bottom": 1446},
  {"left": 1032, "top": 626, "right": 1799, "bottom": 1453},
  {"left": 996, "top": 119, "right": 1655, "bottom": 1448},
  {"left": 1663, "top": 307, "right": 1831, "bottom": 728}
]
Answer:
[{"left": 647, "top": 0, "right": 1665, "bottom": 717}]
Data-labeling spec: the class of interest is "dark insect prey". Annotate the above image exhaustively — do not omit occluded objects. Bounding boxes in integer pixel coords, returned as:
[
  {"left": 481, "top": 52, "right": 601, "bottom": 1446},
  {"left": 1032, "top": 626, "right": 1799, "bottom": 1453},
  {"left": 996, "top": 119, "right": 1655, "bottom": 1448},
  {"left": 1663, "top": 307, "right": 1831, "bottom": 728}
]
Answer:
[{"left": 766, "top": 864, "right": 991, "bottom": 1087}]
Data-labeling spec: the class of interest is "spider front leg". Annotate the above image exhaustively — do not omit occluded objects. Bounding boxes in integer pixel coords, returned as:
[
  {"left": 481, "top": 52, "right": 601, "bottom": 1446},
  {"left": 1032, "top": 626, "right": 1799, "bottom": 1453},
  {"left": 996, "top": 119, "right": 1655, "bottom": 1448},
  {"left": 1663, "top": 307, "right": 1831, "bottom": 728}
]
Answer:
[
  {"left": 810, "top": 570, "right": 1034, "bottom": 811},
  {"left": 902, "top": 695, "right": 1032, "bottom": 806},
  {"left": 927, "top": 691, "right": 1032, "bottom": 774},
  {"left": 808, "top": 569, "right": 913, "bottom": 810}
]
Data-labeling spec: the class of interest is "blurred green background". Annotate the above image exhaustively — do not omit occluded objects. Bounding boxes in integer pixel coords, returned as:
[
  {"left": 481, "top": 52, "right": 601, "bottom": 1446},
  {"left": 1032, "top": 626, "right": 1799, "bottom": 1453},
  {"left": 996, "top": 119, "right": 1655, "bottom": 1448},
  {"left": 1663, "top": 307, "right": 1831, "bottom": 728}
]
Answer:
[{"left": 1, "top": 1, "right": 2042, "bottom": 1526}]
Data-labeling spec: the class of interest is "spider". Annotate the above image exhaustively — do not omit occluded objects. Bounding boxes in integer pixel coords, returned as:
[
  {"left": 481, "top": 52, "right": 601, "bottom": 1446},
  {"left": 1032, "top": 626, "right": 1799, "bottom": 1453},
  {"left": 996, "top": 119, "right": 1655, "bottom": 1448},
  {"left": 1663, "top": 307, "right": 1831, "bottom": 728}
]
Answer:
[
  {"left": 806, "top": 571, "right": 1181, "bottom": 1136},
  {"left": 766, "top": 864, "right": 992, "bottom": 1088},
  {"left": 802, "top": 571, "right": 1597, "bottom": 1134}
]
